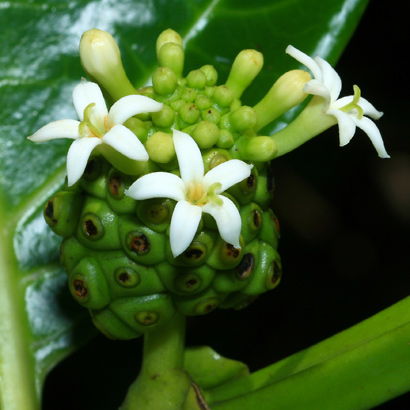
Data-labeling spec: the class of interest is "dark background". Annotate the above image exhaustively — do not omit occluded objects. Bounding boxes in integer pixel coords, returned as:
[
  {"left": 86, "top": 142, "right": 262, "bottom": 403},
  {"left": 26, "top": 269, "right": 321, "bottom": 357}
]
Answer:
[{"left": 43, "top": 1, "right": 410, "bottom": 409}]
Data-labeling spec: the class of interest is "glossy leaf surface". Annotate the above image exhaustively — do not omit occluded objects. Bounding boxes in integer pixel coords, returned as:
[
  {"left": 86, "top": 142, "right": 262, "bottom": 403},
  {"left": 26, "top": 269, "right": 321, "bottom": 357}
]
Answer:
[{"left": 0, "top": 0, "right": 369, "bottom": 408}]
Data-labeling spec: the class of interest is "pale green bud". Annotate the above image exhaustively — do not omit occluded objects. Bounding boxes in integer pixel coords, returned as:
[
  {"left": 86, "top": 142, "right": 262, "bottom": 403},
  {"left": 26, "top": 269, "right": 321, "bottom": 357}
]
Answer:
[
  {"left": 254, "top": 69, "right": 311, "bottom": 131},
  {"left": 186, "top": 70, "right": 207, "bottom": 89},
  {"left": 191, "top": 121, "right": 220, "bottom": 148},
  {"left": 229, "top": 106, "right": 257, "bottom": 132},
  {"left": 146, "top": 131, "right": 176, "bottom": 163},
  {"left": 225, "top": 50, "right": 264, "bottom": 98},
  {"left": 199, "top": 65, "right": 218, "bottom": 86},
  {"left": 79, "top": 29, "right": 137, "bottom": 100},
  {"left": 234, "top": 135, "right": 278, "bottom": 162},
  {"left": 156, "top": 29, "right": 184, "bottom": 78},
  {"left": 152, "top": 67, "right": 177, "bottom": 96}
]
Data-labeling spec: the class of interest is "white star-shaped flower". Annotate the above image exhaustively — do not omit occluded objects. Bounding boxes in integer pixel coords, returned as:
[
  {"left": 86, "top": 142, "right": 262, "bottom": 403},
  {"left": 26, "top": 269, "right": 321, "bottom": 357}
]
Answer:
[
  {"left": 126, "top": 129, "right": 253, "bottom": 258},
  {"left": 28, "top": 80, "right": 163, "bottom": 185},
  {"left": 286, "top": 45, "right": 389, "bottom": 158}
]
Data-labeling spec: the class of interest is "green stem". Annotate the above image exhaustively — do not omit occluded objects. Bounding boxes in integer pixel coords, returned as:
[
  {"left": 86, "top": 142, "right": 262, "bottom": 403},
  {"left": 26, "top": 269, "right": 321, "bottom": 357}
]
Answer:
[
  {"left": 271, "top": 96, "right": 336, "bottom": 157},
  {"left": 121, "top": 312, "right": 191, "bottom": 410},
  {"left": 207, "top": 295, "right": 410, "bottom": 409}
]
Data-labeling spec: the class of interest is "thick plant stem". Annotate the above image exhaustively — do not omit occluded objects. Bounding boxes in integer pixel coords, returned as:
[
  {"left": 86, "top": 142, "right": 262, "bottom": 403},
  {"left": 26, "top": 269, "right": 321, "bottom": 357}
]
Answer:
[{"left": 121, "top": 312, "right": 191, "bottom": 410}]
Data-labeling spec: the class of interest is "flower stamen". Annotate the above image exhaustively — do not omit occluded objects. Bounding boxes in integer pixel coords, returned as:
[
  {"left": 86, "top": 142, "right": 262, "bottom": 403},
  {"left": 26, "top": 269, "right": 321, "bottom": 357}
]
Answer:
[{"left": 339, "top": 85, "right": 364, "bottom": 119}]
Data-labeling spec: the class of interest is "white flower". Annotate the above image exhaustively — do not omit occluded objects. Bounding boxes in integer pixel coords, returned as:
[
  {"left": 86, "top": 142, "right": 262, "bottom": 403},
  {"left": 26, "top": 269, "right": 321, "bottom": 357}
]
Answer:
[
  {"left": 126, "top": 129, "right": 253, "bottom": 258},
  {"left": 28, "top": 81, "right": 163, "bottom": 185},
  {"left": 286, "top": 45, "right": 389, "bottom": 158}
]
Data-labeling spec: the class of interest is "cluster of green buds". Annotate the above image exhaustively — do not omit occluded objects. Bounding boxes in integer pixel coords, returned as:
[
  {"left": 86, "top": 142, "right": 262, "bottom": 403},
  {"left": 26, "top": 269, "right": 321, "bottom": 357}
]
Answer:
[{"left": 29, "top": 28, "right": 388, "bottom": 340}]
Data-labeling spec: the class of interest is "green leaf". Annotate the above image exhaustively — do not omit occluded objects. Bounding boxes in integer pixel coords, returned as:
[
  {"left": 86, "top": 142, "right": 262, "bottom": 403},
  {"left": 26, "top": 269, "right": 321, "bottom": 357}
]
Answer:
[{"left": 0, "top": 0, "right": 369, "bottom": 408}]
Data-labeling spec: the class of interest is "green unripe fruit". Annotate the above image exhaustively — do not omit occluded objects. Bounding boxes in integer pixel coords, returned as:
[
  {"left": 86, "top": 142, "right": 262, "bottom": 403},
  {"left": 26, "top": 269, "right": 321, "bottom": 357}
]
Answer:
[
  {"left": 68, "top": 257, "right": 110, "bottom": 309},
  {"left": 229, "top": 106, "right": 257, "bottom": 132},
  {"left": 119, "top": 216, "right": 167, "bottom": 265},
  {"left": 136, "top": 198, "right": 174, "bottom": 233},
  {"left": 146, "top": 131, "right": 176, "bottom": 163},
  {"left": 151, "top": 104, "right": 175, "bottom": 128},
  {"left": 174, "top": 288, "right": 223, "bottom": 316},
  {"left": 240, "top": 202, "right": 263, "bottom": 243},
  {"left": 254, "top": 167, "right": 275, "bottom": 207},
  {"left": 106, "top": 168, "right": 137, "bottom": 214},
  {"left": 227, "top": 166, "right": 258, "bottom": 205},
  {"left": 186, "top": 69, "right": 207, "bottom": 89},
  {"left": 77, "top": 197, "right": 121, "bottom": 250},
  {"left": 207, "top": 236, "right": 244, "bottom": 270},
  {"left": 91, "top": 308, "right": 141, "bottom": 340},
  {"left": 259, "top": 209, "right": 280, "bottom": 249},
  {"left": 202, "top": 148, "right": 231, "bottom": 174},
  {"left": 109, "top": 294, "right": 176, "bottom": 333},
  {"left": 114, "top": 267, "right": 140, "bottom": 288},
  {"left": 213, "top": 86, "right": 234, "bottom": 107},
  {"left": 199, "top": 65, "right": 218, "bottom": 86},
  {"left": 81, "top": 155, "right": 110, "bottom": 199},
  {"left": 44, "top": 191, "right": 84, "bottom": 238},
  {"left": 152, "top": 66, "right": 178, "bottom": 96},
  {"left": 191, "top": 121, "right": 220, "bottom": 149},
  {"left": 179, "top": 103, "right": 200, "bottom": 124}
]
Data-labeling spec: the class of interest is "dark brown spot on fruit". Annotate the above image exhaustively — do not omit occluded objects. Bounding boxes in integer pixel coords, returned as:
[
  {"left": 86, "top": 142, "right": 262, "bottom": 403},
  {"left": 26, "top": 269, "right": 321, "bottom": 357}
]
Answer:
[
  {"left": 130, "top": 234, "right": 150, "bottom": 254},
  {"left": 109, "top": 176, "right": 121, "bottom": 196},
  {"left": 184, "top": 248, "right": 203, "bottom": 260},
  {"left": 186, "top": 279, "right": 198, "bottom": 288},
  {"left": 73, "top": 279, "right": 87, "bottom": 298},
  {"left": 236, "top": 253, "right": 255, "bottom": 279},
  {"left": 118, "top": 272, "right": 129, "bottom": 283},
  {"left": 253, "top": 210, "right": 261, "bottom": 227},
  {"left": 84, "top": 219, "right": 98, "bottom": 236},
  {"left": 226, "top": 244, "right": 240, "bottom": 258},
  {"left": 272, "top": 261, "right": 282, "bottom": 284},
  {"left": 247, "top": 173, "right": 256, "bottom": 189}
]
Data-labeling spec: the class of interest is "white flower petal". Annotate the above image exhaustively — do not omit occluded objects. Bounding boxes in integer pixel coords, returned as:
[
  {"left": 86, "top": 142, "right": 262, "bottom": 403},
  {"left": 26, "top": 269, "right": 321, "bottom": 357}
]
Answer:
[
  {"left": 170, "top": 200, "right": 202, "bottom": 257},
  {"left": 304, "top": 79, "right": 331, "bottom": 103},
  {"left": 108, "top": 95, "right": 163, "bottom": 125},
  {"left": 358, "top": 97, "right": 383, "bottom": 119},
  {"left": 202, "top": 196, "right": 241, "bottom": 248},
  {"left": 125, "top": 172, "right": 186, "bottom": 201},
  {"left": 326, "top": 108, "right": 356, "bottom": 146},
  {"left": 354, "top": 115, "right": 390, "bottom": 158},
  {"left": 72, "top": 81, "right": 108, "bottom": 121},
  {"left": 66, "top": 137, "right": 102, "bottom": 186},
  {"left": 286, "top": 45, "right": 323, "bottom": 82},
  {"left": 28, "top": 119, "right": 80, "bottom": 142},
  {"left": 315, "top": 57, "right": 341, "bottom": 101},
  {"left": 173, "top": 129, "right": 204, "bottom": 184},
  {"left": 103, "top": 124, "right": 149, "bottom": 161},
  {"left": 202, "top": 160, "right": 253, "bottom": 192}
]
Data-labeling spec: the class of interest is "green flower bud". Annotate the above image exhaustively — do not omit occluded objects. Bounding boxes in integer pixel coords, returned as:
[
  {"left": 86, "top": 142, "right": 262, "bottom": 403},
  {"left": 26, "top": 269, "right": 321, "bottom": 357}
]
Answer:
[
  {"left": 68, "top": 257, "right": 110, "bottom": 309},
  {"left": 180, "top": 87, "right": 197, "bottom": 103},
  {"left": 156, "top": 29, "right": 184, "bottom": 77},
  {"left": 216, "top": 129, "right": 235, "bottom": 148},
  {"left": 225, "top": 49, "right": 263, "bottom": 98},
  {"left": 234, "top": 135, "right": 278, "bottom": 162},
  {"left": 153, "top": 67, "right": 178, "bottom": 96},
  {"left": 44, "top": 191, "right": 84, "bottom": 238},
  {"left": 146, "top": 131, "right": 176, "bottom": 163},
  {"left": 179, "top": 102, "right": 200, "bottom": 124},
  {"left": 201, "top": 107, "right": 221, "bottom": 124},
  {"left": 213, "top": 86, "right": 234, "bottom": 108},
  {"left": 151, "top": 104, "right": 176, "bottom": 129},
  {"left": 254, "top": 69, "right": 311, "bottom": 131},
  {"left": 191, "top": 121, "right": 220, "bottom": 149},
  {"left": 199, "top": 65, "right": 218, "bottom": 86},
  {"left": 123, "top": 117, "right": 149, "bottom": 144},
  {"left": 186, "top": 69, "right": 207, "bottom": 89},
  {"left": 79, "top": 29, "right": 137, "bottom": 101},
  {"left": 229, "top": 106, "right": 257, "bottom": 132},
  {"left": 195, "top": 94, "right": 212, "bottom": 110}
]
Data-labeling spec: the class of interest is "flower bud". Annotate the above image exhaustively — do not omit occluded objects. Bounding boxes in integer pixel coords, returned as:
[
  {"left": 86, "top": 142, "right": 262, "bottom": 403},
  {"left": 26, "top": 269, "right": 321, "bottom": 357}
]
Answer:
[
  {"left": 225, "top": 49, "right": 264, "bottom": 98},
  {"left": 234, "top": 135, "right": 278, "bottom": 162},
  {"left": 146, "top": 131, "right": 176, "bottom": 163},
  {"left": 254, "top": 69, "right": 311, "bottom": 131},
  {"left": 79, "top": 29, "right": 137, "bottom": 101},
  {"left": 156, "top": 29, "right": 184, "bottom": 78},
  {"left": 152, "top": 67, "right": 178, "bottom": 96},
  {"left": 229, "top": 106, "right": 257, "bottom": 132}
]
